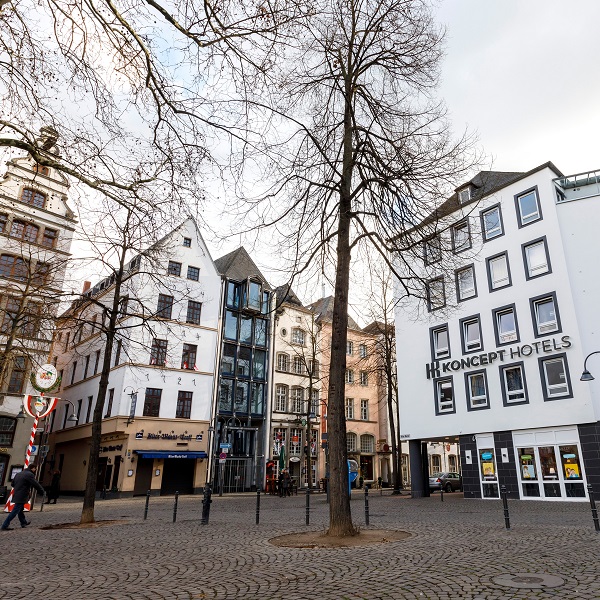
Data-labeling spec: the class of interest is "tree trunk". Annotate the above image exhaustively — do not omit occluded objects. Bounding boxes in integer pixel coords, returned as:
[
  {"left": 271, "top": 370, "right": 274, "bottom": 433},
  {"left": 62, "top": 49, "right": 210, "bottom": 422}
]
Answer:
[{"left": 387, "top": 368, "right": 402, "bottom": 494}]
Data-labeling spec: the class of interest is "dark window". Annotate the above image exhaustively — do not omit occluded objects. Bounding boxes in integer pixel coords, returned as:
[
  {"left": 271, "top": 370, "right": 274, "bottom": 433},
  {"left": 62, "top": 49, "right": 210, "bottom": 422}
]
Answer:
[
  {"left": 433, "top": 377, "right": 455, "bottom": 415},
  {"left": 150, "top": 339, "right": 168, "bottom": 366},
  {"left": 515, "top": 187, "right": 542, "bottom": 227},
  {"left": 183, "top": 237, "right": 192, "bottom": 247},
  {"left": 33, "top": 262, "right": 49, "bottom": 286},
  {"left": 42, "top": 228, "right": 57, "bottom": 248},
  {"left": 181, "top": 344, "right": 197, "bottom": 370},
  {"left": 143, "top": 388, "right": 162, "bottom": 417},
  {"left": 93, "top": 350, "right": 101, "bottom": 375},
  {"left": 493, "top": 304, "right": 520, "bottom": 346},
  {"left": 104, "top": 388, "right": 114, "bottom": 417},
  {"left": 21, "top": 303, "right": 40, "bottom": 338},
  {"left": 176, "top": 391, "right": 192, "bottom": 419},
  {"left": 76, "top": 399, "right": 82, "bottom": 425},
  {"left": 167, "top": 261, "right": 182, "bottom": 276},
  {"left": 221, "top": 344, "right": 236, "bottom": 375},
  {"left": 1, "top": 297, "right": 19, "bottom": 334},
  {"left": 86, "top": 396, "right": 93, "bottom": 423},
  {"left": 426, "top": 277, "right": 445, "bottom": 311},
  {"left": 499, "top": 362, "right": 528, "bottom": 406},
  {"left": 186, "top": 301, "right": 202, "bottom": 325},
  {"left": 460, "top": 315, "right": 483, "bottom": 354},
  {"left": 430, "top": 324, "right": 450, "bottom": 360},
  {"left": 157, "top": 294, "right": 174, "bottom": 319},
  {"left": 114, "top": 340, "right": 122, "bottom": 366},
  {"left": 224, "top": 310, "right": 238, "bottom": 340},
  {"left": 0, "top": 254, "right": 28, "bottom": 281},
  {"left": 70, "top": 361, "right": 78, "bottom": 385},
  {"left": 21, "top": 188, "right": 46, "bottom": 208},
  {"left": 83, "top": 355, "right": 90, "bottom": 379},
  {"left": 7, "top": 357, "right": 26, "bottom": 394},
  {"left": 10, "top": 220, "right": 39, "bottom": 243},
  {"left": 0, "top": 417, "right": 16, "bottom": 446},
  {"left": 452, "top": 220, "right": 471, "bottom": 253},
  {"left": 187, "top": 266, "right": 200, "bottom": 281},
  {"left": 0, "top": 213, "right": 7, "bottom": 232},
  {"left": 227, "top": 282, "right": 241, "bottom": 309}
]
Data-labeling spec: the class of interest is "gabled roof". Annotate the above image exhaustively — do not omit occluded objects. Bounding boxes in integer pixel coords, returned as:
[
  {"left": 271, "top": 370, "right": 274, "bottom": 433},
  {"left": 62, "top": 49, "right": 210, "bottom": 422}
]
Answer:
[
  {"left": 307, "top": 295, "right": 360, "bottom": 330},
  {"left": 214, "top": 247, "right": 272, "bottom": 290},
  {"left": 275, "top": 284, "right": 304, "bottom": 307}
]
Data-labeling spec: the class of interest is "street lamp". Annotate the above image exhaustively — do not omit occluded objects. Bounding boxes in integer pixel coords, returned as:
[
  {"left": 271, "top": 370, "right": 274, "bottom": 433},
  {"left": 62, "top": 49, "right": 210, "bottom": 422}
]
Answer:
[{"left": 580, "top": 351, "right": 600, "bottom": 381}]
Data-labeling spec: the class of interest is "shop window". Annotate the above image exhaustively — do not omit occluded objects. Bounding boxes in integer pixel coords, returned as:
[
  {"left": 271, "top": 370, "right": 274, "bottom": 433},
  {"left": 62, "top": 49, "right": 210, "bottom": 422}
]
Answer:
[
  {"left": 456, "top": 265, "right": 476, "bottom": 301},
  {"left": 149, "top": 339, "right": 168, "bottom": 366},
  {"left": 460, "top": 316, "right": 482, "bottom": 353},
  {"left": 143, "top": 388, "right": 162, "bottom": 417},
  {"left": 515, "top": 187, "right": 542, "bottom": 227},
  {"left": 360, "top": 434, "right": 375, "bottom": 453},
  {"left": 518, "top": 447, "right": 540, "bottom": 497},
  {"left": 21, "top": 188, "right": 46, "bottom": 209},
  {"left": 423, "top": 235, "right": 442, "bottom": 265},
  {"left": 181, "top": 343, "right": 197, "bottom": 370},
  {"left": 486, "top": 252, "right": 511, "bottom": 291},
  {"left": 426, "top": 277, "right": 445, "bottom": 311},
  {"left": 493, "top": 304, "right": 519, "bottom": 346},
  {"left": 347, "top": 432, "right": 357, "bottom": 453},
  {"left": 500, "top": 363, "right": 528, "bottom": 406},
  {"left": 434, "top": 377, "right": 455, "bottom": 415},
  {"left": 430, "top": 324, "right": 450, "bottom": 359},
  {"left": 186, "top": 300, "right": 202, "bottom": 325},
  {"left": 291, "top": 387, "right": 304, "bottom": 413},
  {"left": 0, "top": 417, "right": 16, "bottom": 446},
  {"left": 452, "top": 220, "right": 471, "bottom": 253},
  {"left": 167, "top": 261, "right": 182, "bottom": 276},
  {"left": 560, "top": 445, "right": 585, "bottom": 498},
  {"left": 539, "top": 446, "right": 561, "bottom": 498},
  {"left": 187, "top": 266, "right": 200, "bottom": 281},
  {"left": 345, "top": 369, "right": 354, "bottom": 384},
  {"left": 465, "top": 371, "right": 489, "bottom": 410},
  {"left": 479, "top": 448, "right": 499, "bottom": 498},
  {"left": 176, "top": 391, "right": 192, "bottom": 419},
  {"left": 522, "top": 237, "right": 550, "bottom": 279},
  {"left": 156, "top": 294, "right": 173, "bottom": 319},
  {"left": 345, "top": 398, "right": 354, "bottom": 420},
  {"left": 539, "top": 354, "right": 572, "bottom": 401},
  {"left": 276, "top": 353, "right": 289, "bottom": 372},
  {"left": 480, "top": 204, "right": 504, "bottom": 241},
  {"left": 275, "top": 384, "right": 288, "bottom": 412},
  {"left": 530, "top": 293, "right": 560, "bottom": 337}
]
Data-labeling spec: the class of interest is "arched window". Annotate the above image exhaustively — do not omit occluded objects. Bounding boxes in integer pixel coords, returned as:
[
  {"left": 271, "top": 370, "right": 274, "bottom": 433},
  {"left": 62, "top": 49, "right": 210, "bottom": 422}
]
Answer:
[
  {"left": 360, "top": 434, "right": 375, "bottom": 453},
  {"left": 346, "top": 432, "right": 357, "bottom": 453},
  {"left": 0, "top": 417, "right": 16, "bottom": 446},
  {"left": 9, "top": 220, "right": 39, "bottom": 243},
  {"left": 276, "top": 353, "right": 289, "bottom": 372},
  {"left": 21, "top": 188, "right": 46, "bottom": 209},
  {"left": 0, "top": 254, "right": 28, "bottom": 281},
  {"left": 275, "top": 384, "right": 288, "bottom": 412}
]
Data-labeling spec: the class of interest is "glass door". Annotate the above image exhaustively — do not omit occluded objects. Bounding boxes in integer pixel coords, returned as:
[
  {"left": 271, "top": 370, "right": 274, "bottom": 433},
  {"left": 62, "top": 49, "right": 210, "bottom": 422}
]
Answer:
[
  {"left": 479, "top": 448, "right": 499, "bottom": 498},
  {"left": 539, "top": 446, "right": 561, "bottom": 498},
  {"left": 560, "top": 445, "right": 585, "bottom": 498},
  {"left": 517, "top": 447, "right": 540, "bottom": 497}
]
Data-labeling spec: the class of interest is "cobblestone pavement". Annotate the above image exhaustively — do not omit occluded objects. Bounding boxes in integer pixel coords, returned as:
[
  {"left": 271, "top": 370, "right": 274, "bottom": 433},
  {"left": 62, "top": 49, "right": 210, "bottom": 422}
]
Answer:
[{"left": 1, "top": 490, "right": 599, "bottom": 600}]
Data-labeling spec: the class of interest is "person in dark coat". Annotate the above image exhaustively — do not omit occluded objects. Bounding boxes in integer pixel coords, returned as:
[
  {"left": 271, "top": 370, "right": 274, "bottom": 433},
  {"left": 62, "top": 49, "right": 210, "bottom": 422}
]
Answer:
[
  {"left": 47, "top": 470, "right": 61, "bottom": 504},
  {"left": 1, "top": 464, "right": 45, "bottom": 530},
  {"left": 278, "top": 470, "right": 285, "bottom": 497},
  {"left": 282, "top": 470, "right": 291, "bottom": 497}
]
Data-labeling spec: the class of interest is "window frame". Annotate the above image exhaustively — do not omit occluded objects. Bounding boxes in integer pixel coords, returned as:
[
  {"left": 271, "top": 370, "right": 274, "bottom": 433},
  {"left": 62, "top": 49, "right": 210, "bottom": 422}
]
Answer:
[
  {"left": 492, "top": 304, "right": 520, "bottom": 346},
  {"left": 499, "top": 362, "right": 529, "bottom": 407},
  {"left": 275, "top": 384, "right": 289, "bottom": 412},
  {"left": 276, "top": 353, "right": 290, "bottom": 372},
  {"left": 360, "top": 399, "right": 369, "bottom": 421},
  {"left": 345, "top": 398, "right": 355, "bottom": 420},
  {"left": 514, "top": 185, "right": 543, "bottom": 228},
  {"left": 186, "top": 300, "right": 202, "bottom": 325},
  {"left": 347, "top": 432, "right": 357, "bottom": 453},
  {"left": 346, "top": 341, "right": 354, "bottom": 355},
  {"left": 538, "top": 353, "right": 573, "bottom": 401},
  {"left": 479, "top": 203, "right": 504, "bottom": 242},
  {"left": 521, "top": 236, "right": 552, "bottom": 280},
  {"left": 143, "top": 387, "right": 162, "bottom": 417},
  {"left": 187, "top": 265, "right": 200, "bottom": 281},
  {"left": 530, "top": 292, "right": 562, "bottom": 338},
  {"left": 181, "top": 343, "right": 198, "bottom": 370},
  {"left": 360, "top": 434, "right": 375, "bottom": 453},
  {"left": 176, "top": 391, "right": 193, "bottom": 419},
  {"left": 41, "top": 228, "right": 58, "bottom": 249},
  {"left": 423, "top": 234, "right": 442, "bottom": 265},
  {"left": 291, "top": 327, "right": 305, "bottom": 346},
  {"left": 433, "top": 376, "right": 456, "bottom": 415},
  {"left": 21, "top": 188, "right": 46, "bottom": 209},
  {"left": 464, "top": 369, "right": 490, "bottom": 411},
  {"left": 167, "top": 261, "right": 182, "bottom": 277},
  {"left": 345, "top": 369, "right": 355, "bottom": 384},
  {"left": 459, "top": 314, "right": 483, "bottom": 354},
  {"left": 426, "top": 277, "right": 446, "bottom": 312},
  {"left": 150, "top": 338, "right": 168, "bottom": 366},
  {"left": 451, "top": 219, "right": 472, "bottom": 253},
  {"left": 455, "top": 264, "right": 477, "bottom": 302},
  {"left": 182, "top": 237, "right": 192, "bottom": 247},
  {"left": 157, "top": 294, "right": 174, "bottom": 319},
  {"left": 430, "top": 324, "right": 450, "bottom": 360},
  {"left": 0, "top": 416, "right": 17, "bottom": 446},
  {"left": 359, "top": 371, "right": 369, "bottom": 386},
  {"left": 486, "top": 251, "right": 512, "bottom": 292}
]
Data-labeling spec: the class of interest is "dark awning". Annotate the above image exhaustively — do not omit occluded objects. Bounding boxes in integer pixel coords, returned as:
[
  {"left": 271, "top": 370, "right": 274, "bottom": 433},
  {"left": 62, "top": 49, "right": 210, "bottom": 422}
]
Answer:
[{"left": 134, "top": 450, "right": 207, "bottom": 459}]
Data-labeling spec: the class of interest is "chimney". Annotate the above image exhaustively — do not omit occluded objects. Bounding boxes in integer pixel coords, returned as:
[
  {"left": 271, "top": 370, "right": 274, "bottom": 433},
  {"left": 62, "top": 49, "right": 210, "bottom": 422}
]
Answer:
[{"left": 82, "top": 281, "right": 91, "bottom": 293}]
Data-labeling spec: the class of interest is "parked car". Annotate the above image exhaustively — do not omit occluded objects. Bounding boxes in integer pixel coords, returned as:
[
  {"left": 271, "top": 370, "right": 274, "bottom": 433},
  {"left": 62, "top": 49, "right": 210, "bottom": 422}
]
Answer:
[{"left": 429, "top": 472, "right": 462, "bottom": 493}]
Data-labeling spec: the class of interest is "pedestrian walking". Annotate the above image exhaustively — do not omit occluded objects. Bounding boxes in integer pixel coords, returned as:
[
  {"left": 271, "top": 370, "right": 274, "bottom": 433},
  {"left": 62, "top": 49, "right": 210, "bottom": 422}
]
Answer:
[
  {"left": 1, "top": 464, "right": 45, "bottom": 530},
  {"left": 278, "top": 470, "right": 285, "bottom": 497},
  {"left": 47, "top": 469, "right": 61, "bottom": 504},
  {"left": 282, "top": 470, "right": 292, "bottom": 497}
]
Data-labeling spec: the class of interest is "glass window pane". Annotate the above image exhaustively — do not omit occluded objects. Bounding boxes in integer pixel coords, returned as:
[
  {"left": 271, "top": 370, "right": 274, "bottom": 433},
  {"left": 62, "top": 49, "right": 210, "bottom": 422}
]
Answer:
[
  {"left": 526, "top": 242, "right": 548, "bottom": 275},
  {"left": 519, "top": 191, "right": 540, "bottom": 223},
  {"left": 234, "top": 381, "right": 249, "bottom": 413},
  {"left": 224, "top": 310, "right": 238, "bottom": 340},
  {"left": 518, "top": 447, "right": 537, "bottom": 480},
  {"left": 539, "top": 447, "right": 559, "bottom": 480},
  {"left": 248, "top": 281, "right": 261, "bottom": 310},
  {"left": 479, "top": 448, "right": 497, "bottom": 480},
  {"left": 453, "top": 223, "right": 470, "bottom": 251},
  {"left": 497, "top": 310, "right": 516, "bottom": 342},
  {"left": 560, "top": 445, "right": 583, "bottom": 480},
  {"left": 254, "top": 319, "right": 267, "bottom": 347},
  {"left": 251, "top": 383, "right": 264, "bottom": 414},
  {"left": 464, "top": 320, "right": 480, "bottom": 349},
  {"left": 458, "top": 268, "right": 475, "bottom": 299},
  {"left": 227, "top": 282, "right": 240, "bottom": 308},
  {"left": 504, "top": 366, "right": 525, "bottom": 400},
  {"left": 434, "top": 328, "right": 449, "bottom": 357},
  {"left": 544, "top": 358, "right": 568, "bottom": 396},
  {"left": 237, "top": 347, "right": 251, "bottom": 377},
  {"left": 483, "top": 207, "right": 502, "bottom": 238},
  {"left": 253, "top": 350, "right": 266, "bottom": 379},
  {"left": 490, "top": 256, "right": 509, "bottom": 288},
  {"left": 536, "top": 299, "right": 557, "bottom": 332},
  {"left": 240, "top": 315, "right": 253, "bottom": 344},
  {"left": 221, "top": 344, "right": 236, "bottom": 375}
]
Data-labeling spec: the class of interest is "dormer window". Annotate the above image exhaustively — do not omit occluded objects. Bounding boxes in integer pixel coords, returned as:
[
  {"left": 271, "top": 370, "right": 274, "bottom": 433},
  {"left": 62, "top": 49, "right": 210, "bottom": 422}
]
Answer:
[
  {"left": 458, "top": 187, "right": 471, "bottom": 204},
  {"left": 21, "top": 188, "right": 46, "bottom": 209}
]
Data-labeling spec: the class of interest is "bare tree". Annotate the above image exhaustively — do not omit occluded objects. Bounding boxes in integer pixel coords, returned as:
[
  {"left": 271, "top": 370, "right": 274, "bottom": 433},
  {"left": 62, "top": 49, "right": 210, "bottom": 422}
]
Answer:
[{"left": 225, "top": 0, "right": 481, "bottom": 536}]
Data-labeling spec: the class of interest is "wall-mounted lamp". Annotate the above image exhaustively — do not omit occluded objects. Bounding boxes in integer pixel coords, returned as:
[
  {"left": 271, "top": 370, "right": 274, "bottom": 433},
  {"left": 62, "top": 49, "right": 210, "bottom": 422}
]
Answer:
[{"left": 581, "top": 351, "right": 600, "bottom": 381}]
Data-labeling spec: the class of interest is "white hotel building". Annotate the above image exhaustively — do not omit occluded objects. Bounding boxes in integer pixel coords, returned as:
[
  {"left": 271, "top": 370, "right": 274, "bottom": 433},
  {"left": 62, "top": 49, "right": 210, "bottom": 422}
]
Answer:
[{"left": 395, "top": 163, "right": 600, "bottom": 501}]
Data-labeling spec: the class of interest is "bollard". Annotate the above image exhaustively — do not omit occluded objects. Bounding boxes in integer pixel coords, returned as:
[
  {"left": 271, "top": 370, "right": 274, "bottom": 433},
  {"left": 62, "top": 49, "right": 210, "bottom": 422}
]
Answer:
[
  {"left": 587, "top": 484, "right": 600, "bottom": 532},
  {"left": 173, "top": 491, "right": 179, "bottom": 523},
  {"left": 144, "top": 490, "right": 151, "bottom": 520},
  {"left": 501, "top": 485, "right": 510, "bottom": 530},
  {"left": 440, "top": 486, "right": 444, "bottom": 502},
  {"left": 256, "top": 486, "right": 261, "bottom": 525},
  {"left": 364, "top": 485, "right": 370, "bottom": 526},
  {"left": 200, "top": 484, "right": 212, "bottom": 525},
  {"left": 305, "top": 488, "right": 310, "bottom": 526}
]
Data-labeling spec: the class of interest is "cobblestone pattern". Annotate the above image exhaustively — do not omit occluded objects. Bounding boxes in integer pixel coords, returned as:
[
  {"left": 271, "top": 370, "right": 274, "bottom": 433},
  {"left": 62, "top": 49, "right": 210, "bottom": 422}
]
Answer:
[{"left": 1, "top": 491, "right": 599, "bottom": 600}]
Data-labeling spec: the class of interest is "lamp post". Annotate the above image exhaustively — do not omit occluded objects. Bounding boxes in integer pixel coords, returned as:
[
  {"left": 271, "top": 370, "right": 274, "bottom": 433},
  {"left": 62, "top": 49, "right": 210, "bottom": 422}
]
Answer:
[{"left": 581, "top": 351, "right": 600, "bottom": 381}]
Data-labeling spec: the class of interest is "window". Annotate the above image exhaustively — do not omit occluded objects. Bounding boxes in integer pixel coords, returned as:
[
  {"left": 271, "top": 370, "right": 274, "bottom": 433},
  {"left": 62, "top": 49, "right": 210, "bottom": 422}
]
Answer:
[
  {"left": 93, "top": 350, "right": 101, "bottom": 375},
  {"left": 150, "top": 339, "right": 168, "bottom": 366},
  {"left": 346, "top": 341, "right": 354, "bottom": 355},
  {"left": 226, "top": 282, "right": 241, "bottom": 309},
  {"left": 500, "top": 363, "right": 528, "bottom": 406},
  {"left": 187, "top": 266, "right": 200, "bottom": 281},
  {"left": 359, "top": 344, "right": 367, "bottom": 358},
  {"left": 0, "top": 255, "right": 28, "bottom": 281},
  {"left": 424, "top": 235, "right": 442, "bottom": 265},
  {"left": 460, "top": 316, "right": 482, "bottom": 353},
  {"left": 480, "top": 205, "right": 504, "bottom": 241},
  {"left": 291, "top": 328, "right": 305, "bottom": 346},
  {"left": 434, "top": 377, "right": 455, "bottom": 415},
  {"left": 0, "top": 297, "right": 19, "bottom": 334},
  {"left": 456, "top": 265, "right": 476, "bottom": 301},
  {"left": 167, "top": 261, "right": 182, "bottom": 276},
  {"left": 70, "top": 361, "right": 78, "bottom": 385},
  {"left": 224, "top": 311, "right": 238, "bottom": 340},
  {"left": 540, "top": 354, "right": 572, "bottom": 400},
  {"left": 360, "top": 434, "right": 375, "bottom": 453},
  {"left": 345, "top": 369, "right": 354, "bottom": 384},
  {"left": 465, "top": 371, "right": 489, "bottom": 410},
  {"left": 183, "top": 237, "right": 192, "bottom": 247},
  {"left": 522, "top": 238, "right": 550, "bottom": 279},
  {"left": 0, "top": 417, "right": 16, "bottom": 446},
  {"left": 237, "top": 347, "right": 251, "bottom": 377},
  {"left": 239, "top": 315, "right": 253, "bottom": 344},
  {"left": 21, "top": 188, "right": 46, "bottom": 208},
  {"left": 176, "top": 391, "right": 193, "bottom": 419},
  {"left": 486, "top": 253, "right": 511, "bottom": 291},
  {"left": 114, "top": 340, "right": 122, "bottom": 366},
  {"left": 531, "top": 293, "right": 560, "bottom": 337},
  {"left": 310, "top": 389, "right": 319, "bottom": 416},
  {"left": 431, "top": 325, "right": 450, "bottom": 359},
  {"left": 452, "top": 220, "right": 471, "bottom": 252},
  {"left": 247, "top": 280, "right": 262, "bottom": 311},
  {"left": 360, "top": 399, "right": 369, "bottom": 420},
  {"left": 290, "top": 428, "right": 303, "bottom": 455},
  {"left": 359, "top": 371, "right": 369, "bottom": 386},
  {"left": 275, "top": 384, "right": 288, "bottom": 412},
  {"left": 186, "top": 300, "right": 202, "bottom": 325},
  {"left": 10, "top": 220, "right": 39, "bottom": 243},
  {"left": 181, "top": 344, "right": 197, "bottom": 369},
  {"left": 515, "top": 187, "right": 542, "bottom": 227},
  {"left": 345, "top": 398, "right": 354, "bottom": 419},
  {"left": 293, "top": 356, "right": 305, "bottom": 375},
  {"left": 0, "top": 213, "right": 7, "bottom": 232},
  {"left": 426, "top": 278, "right": 445, "bottom": 311},
  {"left": 291, "top": 387, "right": 304, "bottom": 413},
  {"left": 431, "top": 455, "right": 442, "bottom": 472},
  {"left": 493, "top": 305, "right": 519, "bottom": 345},
  {"left": 33, "top": 261, "right": 49, "bottom": 286},
  {"left": 157, "top": 294, "right": 174, "bottom": 319},
  {"left": 277, "top": 353, "right": 289, "bottom": 372},
  {"left": 308, "top": 359, "right": 319, "bottom": 377},
  {"left": 104, "top": 388, "right": 114, "bottom": 418},
  {"left": 254, "top": 319, "right": 267, "bottom": 347},
  {"left": 253, "top": 350, "right": 266, "bottom": 379},
  {"left": 86, "top": 396, "right": 93, "bottom": 423},
  {"left": 221, "top": 344, "right": 236, "bottom": 375},
  {"left": 458, "top": 187, "right": 471, "bottom": 204},
  {"left": 143, "top": 388, "right": 162, "bottom": 417},
  {"left": 347, "top": 432, "right": 357, "bottom": 452}
]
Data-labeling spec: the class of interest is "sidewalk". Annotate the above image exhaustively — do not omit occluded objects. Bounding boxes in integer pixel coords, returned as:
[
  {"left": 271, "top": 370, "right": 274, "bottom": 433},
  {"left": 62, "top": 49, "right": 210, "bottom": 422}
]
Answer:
[{"left": 1, "top": 492, "right": 598, "bottom": 599}]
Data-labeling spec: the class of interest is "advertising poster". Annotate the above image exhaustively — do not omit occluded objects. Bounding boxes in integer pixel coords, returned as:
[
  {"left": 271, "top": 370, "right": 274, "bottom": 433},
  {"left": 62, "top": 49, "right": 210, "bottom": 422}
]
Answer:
[
  {"left": 564, "top": 464, "right": 580, "bottom": 479},
  {"left": 482, "top": 462, "right": 495, "bottom": 479},
  {"left": 521, "top": 465, "right": 536, "bottom": 479}
]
